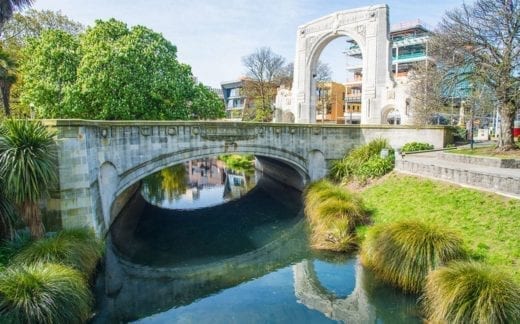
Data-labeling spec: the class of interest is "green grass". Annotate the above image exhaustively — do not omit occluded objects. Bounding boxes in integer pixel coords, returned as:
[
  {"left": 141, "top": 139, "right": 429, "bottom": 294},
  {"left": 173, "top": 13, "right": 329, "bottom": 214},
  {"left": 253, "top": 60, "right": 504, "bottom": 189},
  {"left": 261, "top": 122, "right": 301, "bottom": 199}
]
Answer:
[
  {"left": 13, "top": 228, "right": 103, "bottom": 277},
  {"left": 360, "top": 220, "right": 466, "bottom": 293},
  {"left": 0, "top": 262, "right": 93, "bottom": 324},
  {"left": 423, "top": 261, "right": 520, "bottom": 324},
  {"left": 304, "top": 180, "right": 369, "bottom": 252},
  {"left": 361, "top": 173, "right": 520, "bottom": 282},
  {"left": 449, "top": 145, "right": 520, "bottom": 158}
]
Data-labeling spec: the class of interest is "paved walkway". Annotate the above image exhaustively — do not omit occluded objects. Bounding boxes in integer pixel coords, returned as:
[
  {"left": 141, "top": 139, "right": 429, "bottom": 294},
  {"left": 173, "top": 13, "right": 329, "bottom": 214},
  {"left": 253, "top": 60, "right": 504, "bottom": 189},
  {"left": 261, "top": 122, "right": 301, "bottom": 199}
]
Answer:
[{"left": 395, "top": 151, "right": 520, "bottom": 199}]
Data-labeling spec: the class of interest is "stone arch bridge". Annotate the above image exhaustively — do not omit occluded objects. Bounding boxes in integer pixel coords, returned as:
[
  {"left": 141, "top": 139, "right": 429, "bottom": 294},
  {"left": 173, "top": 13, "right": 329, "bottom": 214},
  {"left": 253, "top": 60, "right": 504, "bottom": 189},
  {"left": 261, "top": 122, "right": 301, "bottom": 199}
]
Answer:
[{"left": 43, "top": 120, "right": 449, "bottom": 235}]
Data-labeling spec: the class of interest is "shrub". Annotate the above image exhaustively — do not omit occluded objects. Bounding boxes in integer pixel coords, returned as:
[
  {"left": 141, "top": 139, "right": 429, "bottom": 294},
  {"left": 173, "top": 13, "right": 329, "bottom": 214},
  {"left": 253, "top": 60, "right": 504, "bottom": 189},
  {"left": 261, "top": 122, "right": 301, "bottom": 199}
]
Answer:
[
  {"left": 423, "top": 261, "right": 520, "bottom": 324},
  {"left": 0, "top": 263, "right": 92, "bottom": 324},
  {"left": 402, "top": 142, "right": 434, "bottom": 152},
  {"left": 355, "top": 156, "right": 394, "bottom": 182},
  {"left": 0, "top": 231, "right": 32, "bottom": 269},
  {"left": 329, "top": 138, "right": 394, "bottom": 183},
  {"left": 304, "top": 180, "right": 369, "bottom": 252},
  {"left": 360, "top": 220, "right": 466, "bottom": 293},
  {"left": 13, "top": 228, "right": 103, "bottom": 277}
]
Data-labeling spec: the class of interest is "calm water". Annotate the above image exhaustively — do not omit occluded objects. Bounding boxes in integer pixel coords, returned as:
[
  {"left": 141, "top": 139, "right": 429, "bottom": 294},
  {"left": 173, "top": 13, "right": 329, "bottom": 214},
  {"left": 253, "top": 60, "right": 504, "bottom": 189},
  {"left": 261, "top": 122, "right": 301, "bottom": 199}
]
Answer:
[{"left": 99, "top": 157, "right": 422, "bottom": 323}]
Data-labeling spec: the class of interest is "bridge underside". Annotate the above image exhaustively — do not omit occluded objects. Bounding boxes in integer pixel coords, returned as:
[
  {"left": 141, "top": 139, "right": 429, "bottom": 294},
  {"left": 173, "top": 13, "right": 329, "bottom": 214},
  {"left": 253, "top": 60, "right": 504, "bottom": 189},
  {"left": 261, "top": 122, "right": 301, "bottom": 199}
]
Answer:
[{"left": 42, "top": 120, "right": 451, "bottom": 236}]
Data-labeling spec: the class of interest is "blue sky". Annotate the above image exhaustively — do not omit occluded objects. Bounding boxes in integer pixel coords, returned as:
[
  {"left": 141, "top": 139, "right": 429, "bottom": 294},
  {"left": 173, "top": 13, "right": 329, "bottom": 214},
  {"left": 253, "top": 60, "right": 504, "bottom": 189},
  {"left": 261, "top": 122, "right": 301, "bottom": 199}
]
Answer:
[{"left": 32, "top": 0, "right": 464, "bottom": 87}]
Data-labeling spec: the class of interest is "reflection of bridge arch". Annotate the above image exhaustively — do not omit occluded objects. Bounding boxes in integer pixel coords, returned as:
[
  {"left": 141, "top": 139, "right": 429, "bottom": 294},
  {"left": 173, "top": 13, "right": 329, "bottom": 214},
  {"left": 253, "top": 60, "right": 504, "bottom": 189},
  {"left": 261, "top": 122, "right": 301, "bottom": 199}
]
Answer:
[{"left": 293, "top": 259, "right": 376, "bottom": 322}]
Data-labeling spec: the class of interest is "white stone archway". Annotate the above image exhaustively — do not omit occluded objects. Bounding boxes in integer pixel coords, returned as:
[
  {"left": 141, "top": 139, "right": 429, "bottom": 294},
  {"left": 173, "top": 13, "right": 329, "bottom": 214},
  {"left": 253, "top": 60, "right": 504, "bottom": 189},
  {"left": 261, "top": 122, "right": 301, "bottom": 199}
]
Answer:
[{"left": 291, "top": 4, "right": 394, "bottom": 124}]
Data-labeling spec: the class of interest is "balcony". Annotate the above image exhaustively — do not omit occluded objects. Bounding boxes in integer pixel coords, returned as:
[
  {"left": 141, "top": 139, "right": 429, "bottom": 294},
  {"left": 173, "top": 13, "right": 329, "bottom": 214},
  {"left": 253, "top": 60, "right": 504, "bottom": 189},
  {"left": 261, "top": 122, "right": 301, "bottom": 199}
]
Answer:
[{"left": 344, "top": 94, "right": 362, "bottom": 103}]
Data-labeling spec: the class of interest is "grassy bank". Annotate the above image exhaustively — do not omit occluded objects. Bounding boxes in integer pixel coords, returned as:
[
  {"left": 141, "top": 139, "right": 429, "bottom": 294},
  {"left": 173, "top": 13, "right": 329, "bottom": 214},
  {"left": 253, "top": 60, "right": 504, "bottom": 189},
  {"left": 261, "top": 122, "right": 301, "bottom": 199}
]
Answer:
[
  {"left": 360, "top": 173, "right": 520, "bottom": 282},
  {"left": 448, "top": 145, "right": 520, "bottom": 158}
]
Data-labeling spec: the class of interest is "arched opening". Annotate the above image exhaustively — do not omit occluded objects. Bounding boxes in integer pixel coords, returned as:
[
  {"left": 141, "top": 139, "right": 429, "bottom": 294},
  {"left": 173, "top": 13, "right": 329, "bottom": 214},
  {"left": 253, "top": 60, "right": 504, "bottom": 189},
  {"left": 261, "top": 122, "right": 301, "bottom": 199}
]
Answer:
[
  {"left": 382, "top": 106, "right": 401, "bottom": 125},
  {"left": 108, "top": 154, "right": 307, "bottom": 267},
  {"left": 309, "top": 34, "right": 364, "bottom": 125}
]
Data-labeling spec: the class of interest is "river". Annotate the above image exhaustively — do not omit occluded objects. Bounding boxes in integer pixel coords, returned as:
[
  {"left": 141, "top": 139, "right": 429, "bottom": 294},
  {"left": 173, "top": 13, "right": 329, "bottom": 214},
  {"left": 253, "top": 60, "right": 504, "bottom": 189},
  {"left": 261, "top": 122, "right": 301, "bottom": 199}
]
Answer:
[{"left": 94, "top": 157, "right": 421, "bottom": 323}]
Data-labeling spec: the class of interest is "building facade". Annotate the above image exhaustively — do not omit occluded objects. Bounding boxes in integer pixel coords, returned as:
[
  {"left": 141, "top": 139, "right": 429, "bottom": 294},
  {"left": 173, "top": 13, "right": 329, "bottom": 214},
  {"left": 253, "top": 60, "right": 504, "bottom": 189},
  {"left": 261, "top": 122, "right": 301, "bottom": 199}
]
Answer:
[
  {"left": 221, "top": 79, "right": 247, "bottom": 120},
  {"left": 344, "top": 19, "right": 431, "bottom": 125}
]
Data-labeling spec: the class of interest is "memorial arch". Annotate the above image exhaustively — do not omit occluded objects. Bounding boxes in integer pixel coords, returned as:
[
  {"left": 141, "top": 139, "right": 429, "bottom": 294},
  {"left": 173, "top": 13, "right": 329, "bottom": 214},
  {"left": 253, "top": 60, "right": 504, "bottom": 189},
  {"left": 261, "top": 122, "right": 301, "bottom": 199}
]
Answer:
[{"left": 291, "top": 4, "right": 395, "bottom": 124}]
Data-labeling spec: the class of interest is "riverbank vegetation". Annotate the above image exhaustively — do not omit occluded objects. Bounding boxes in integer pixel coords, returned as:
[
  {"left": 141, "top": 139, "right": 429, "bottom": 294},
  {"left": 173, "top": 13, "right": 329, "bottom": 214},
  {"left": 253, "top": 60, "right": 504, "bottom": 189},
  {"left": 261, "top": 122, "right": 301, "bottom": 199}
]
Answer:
[
  {"left": 361, "top": 173, "right": 520, "bottom": 281},
  {"left": 360, "top": 173, "right": 520, "bottom": 322},
  {"left": 360, "top": 220, "right": 466, "bottom": 293},
  {"left": 329, "top": 138, "right": 394, "bottom": 184},
  {"left": 0, "top": 228, "right": 102, "bottom": 322},
  {"left": 424, "top": 261, "right": 520, "bottom": 324},
  {"left": 304, "top": 180, "right": 369, "bottom": 252}
]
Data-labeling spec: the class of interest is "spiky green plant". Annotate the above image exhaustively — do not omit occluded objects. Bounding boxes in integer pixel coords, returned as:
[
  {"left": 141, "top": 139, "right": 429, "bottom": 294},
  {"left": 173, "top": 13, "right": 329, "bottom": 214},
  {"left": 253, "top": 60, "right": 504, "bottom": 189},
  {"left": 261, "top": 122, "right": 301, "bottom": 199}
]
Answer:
[
  {"left": 13, "top": 228, "right": 103, "bottom": 277},
  {"left": 0, "top": 119, "right": 57, "bottom": 238},
  {"left": 360, "top": 220, "right": 466, "bottom": 293},
  {"left": 0, "top": 262, "right": 92, "bottom": 324},
  {"left": 304, "top": 180, "right": 369, "bottom": 252},
  {"left": 423, "top": 261, "right": 520, "bottom": 324}
]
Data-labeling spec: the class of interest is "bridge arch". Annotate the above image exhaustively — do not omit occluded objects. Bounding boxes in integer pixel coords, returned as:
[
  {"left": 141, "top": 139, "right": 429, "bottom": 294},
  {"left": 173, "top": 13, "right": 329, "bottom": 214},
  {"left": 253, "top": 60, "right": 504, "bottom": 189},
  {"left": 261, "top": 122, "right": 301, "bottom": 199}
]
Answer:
[
  {"left": 291, "top": 4, "right": 394, "bottom": 124},
  {"left": 104, "top": 145, "right": 310, "bottom": 230}
]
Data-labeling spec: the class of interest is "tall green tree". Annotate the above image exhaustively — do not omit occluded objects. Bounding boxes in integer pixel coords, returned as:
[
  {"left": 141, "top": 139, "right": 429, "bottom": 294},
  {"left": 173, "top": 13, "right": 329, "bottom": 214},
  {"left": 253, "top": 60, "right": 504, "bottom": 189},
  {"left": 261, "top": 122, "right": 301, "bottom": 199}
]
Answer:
[
  {"left": 0, "top": 48, "right": 16, "bottom": 116},
  {"left": 190, "top": 84, "right": 225, "bottom": 120},
  {"left": 19, "top": 30, "right": 79, "bottom": 118},
  {"left": 431, "top": 0, "right": 520, "bottom": 150},
  {"left": 20, "top": 18, "right": 224, "bottom": 120},
  {"left": 0, "top": 119, "right": 57, "bottom": 238},
  {"left": 0, "top": 0, "right": 33, "bottom": 33}
]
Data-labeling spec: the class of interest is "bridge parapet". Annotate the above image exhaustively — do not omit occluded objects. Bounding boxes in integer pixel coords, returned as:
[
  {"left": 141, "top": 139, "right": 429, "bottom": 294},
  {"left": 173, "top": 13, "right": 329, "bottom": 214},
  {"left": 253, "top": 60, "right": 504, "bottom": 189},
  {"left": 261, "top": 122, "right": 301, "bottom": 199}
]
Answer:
[{"left": 42, "top": 120, "right": 451, "bottom": 235}]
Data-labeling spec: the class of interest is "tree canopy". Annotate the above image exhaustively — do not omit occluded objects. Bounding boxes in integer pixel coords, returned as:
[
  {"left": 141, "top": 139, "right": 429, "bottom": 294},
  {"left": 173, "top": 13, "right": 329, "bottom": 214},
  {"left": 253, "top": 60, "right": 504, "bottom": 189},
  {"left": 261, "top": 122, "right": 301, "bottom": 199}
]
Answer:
[
  {"left": 19, "top": 18, "right": 224, "bottom": 120},
  {"left": 431, "top": 0, "right": 519, "bottom": 150}
]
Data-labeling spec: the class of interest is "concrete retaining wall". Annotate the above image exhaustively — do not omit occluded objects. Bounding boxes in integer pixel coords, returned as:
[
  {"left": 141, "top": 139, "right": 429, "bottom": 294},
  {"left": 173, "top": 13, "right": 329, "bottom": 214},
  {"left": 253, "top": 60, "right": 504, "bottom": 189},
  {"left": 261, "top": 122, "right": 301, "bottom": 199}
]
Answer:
[
  {"left": 437, "top": 152, "right": 520, "bottom": 169},
  {"left": 396, "top": 159, "right": 520, "bottom": 197}
]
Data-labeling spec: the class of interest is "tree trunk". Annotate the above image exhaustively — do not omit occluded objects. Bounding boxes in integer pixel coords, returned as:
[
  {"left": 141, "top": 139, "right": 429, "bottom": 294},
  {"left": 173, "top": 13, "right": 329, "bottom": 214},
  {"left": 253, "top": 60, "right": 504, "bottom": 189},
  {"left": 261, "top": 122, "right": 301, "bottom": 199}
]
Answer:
[
  {"left": 0, "top": 80, "right": 11, "bottom": 116},
  {"left": 498, "top": 101, "right": 516, "bottom": 151},
  {"left": 20, "top": 201, "right": 45, "bottom": 239}
]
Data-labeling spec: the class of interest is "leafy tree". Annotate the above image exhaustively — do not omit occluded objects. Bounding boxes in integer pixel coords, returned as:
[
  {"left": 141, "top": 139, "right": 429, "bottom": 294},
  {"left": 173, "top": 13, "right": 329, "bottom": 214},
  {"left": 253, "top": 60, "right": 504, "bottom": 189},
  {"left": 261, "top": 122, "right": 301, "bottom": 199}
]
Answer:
[
  {"left": 190, "top": 83, "right": 225, "bottom": 120},
  {"left": 431, "top": 0, "right": 520, "bottom": 150},
  {"left": 1, "top": 9, "right": 83, "bottom": 48},
  {"left": 0, "top": 10, "right": 83, "bottom": 117},
  {"left": 19, "top": 30, "right": 80, "bottom": 118},
  {"left": 0, "top": 48, "right": 16, "bottom": 116},
  {"left": 0, "top": 0, "right": 33, "bottom": 33},
  {"left": 20, "top": 18, "right": 224, "bottom": 120},
  {"left": 0, "top": 119, "right": 57, "bottom": 239}
]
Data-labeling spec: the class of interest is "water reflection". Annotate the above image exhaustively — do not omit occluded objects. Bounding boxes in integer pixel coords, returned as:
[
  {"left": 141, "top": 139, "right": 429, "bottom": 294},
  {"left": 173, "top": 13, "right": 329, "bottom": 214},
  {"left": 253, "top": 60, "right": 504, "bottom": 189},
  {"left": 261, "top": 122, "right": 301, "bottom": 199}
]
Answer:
[{"left": 141, "top": 157, "right": 257, "bottom": 210}]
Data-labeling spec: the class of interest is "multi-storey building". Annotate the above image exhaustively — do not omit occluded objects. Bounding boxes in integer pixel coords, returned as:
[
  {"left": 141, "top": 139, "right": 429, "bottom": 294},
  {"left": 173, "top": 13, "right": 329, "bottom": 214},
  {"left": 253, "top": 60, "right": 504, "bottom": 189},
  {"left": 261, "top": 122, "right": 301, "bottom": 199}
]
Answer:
[
  {"left": 316, "top": 82, "right": 346, "bottom": 123},
  {"left": 221, "top": 79, "right": 247, "bottom": 120},
  {"left": 344, "top": 19, "right": 431, "bottom": 124}
]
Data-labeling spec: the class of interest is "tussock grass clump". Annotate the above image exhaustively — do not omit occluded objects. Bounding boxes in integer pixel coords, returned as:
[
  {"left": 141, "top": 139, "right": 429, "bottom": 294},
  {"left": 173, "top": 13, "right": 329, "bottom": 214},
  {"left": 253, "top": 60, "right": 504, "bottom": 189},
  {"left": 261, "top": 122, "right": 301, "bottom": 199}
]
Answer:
[
  {"left": 360, "top": 220, "right": 466, "bottom": 293},
  {"left": 423, "top": 261, "right": 520, "bottom": 324},
  {"left": 304, "top": 180, "right": 369, "bottom": 252},
  {"left": 0, "top": 262, "right": 93, "bottom": 324},
  {"left": 13, "top": 228, "right": 103, "bottom": 277}
]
